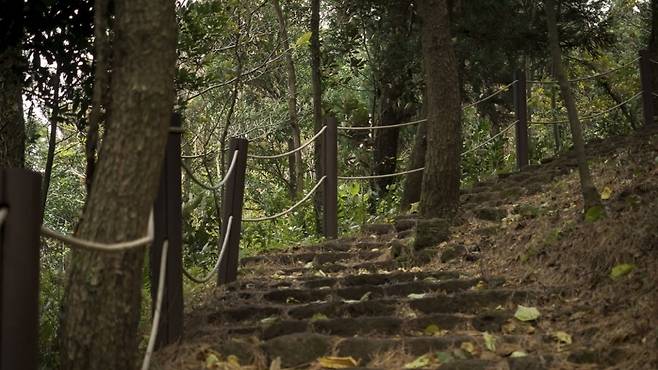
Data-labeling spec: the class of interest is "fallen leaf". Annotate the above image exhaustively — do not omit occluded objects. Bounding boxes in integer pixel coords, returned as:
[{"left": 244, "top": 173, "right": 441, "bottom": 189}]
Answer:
[
  {"left": 407, "top": 293, "right": 427, "bottom": 300},
  {"left": 610, "top": 263, "right": 635, "bottom": 280},
  {"left": 260, "top": 316, "right": 278, "bottom": 325},
  {"left": 317, "top": 356, "right": 359, "bottom": 369},
  {"left": 269, "top": 357, "right": 282, "bottom": 370},
  {"left": 424, "top": 324, "right": 447, "bottom": 336},
  {"left": 502, "top": 320, "right": 517, "bottom": 334},
  {"left": 510, "top": 351, "right": 528, "bottom": 358},
  {"left": 460, "top": 342, "right": 477, "bottom": 356},
  {"left": 206, "top": 353, "right": 221, "bottom": 368},
  {"left": 310, "top": 313, "right": 329, "bottom": 322},
  {"left": 600, "top": 186, "right": 613, "bottom": 200},
  {"left": 483, "top": 332, "right": 497, "bottom": 352},
  {"left": 403, "top": 354, "right": 432, "bottom": 369},
  {"left": 227, "top": 355, "right": 240, "bottom": 366},
  {"left": 360, "top": 291, "right": 372, "bottom": 301},
  {"left": 553, "top": 331, "right": 572, "bottom": 345},
  {"left": 514, "top": 305, "right": 541, "bottom": 322},
  {"left": 435, "top": 351, "right": 454, "bottom": 364}
]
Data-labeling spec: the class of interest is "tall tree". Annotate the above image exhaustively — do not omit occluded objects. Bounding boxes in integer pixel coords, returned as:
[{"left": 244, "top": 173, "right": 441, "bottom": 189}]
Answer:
[
  {"left": 649, "top": 0, "right": 658, "bottom": 109},
  {"left": 272, "top": 0, "right": 304, "bottom": 200},
  {"left": 418, "top": 0, "right": 462, "bottom": 220},
  {"left": 59, "top": 0, "right": 177, "bottom": 368},
  {"left": 0, "top": 0, "right": 26, "bottom": 168},
  {"left": 311, "top": 0, "right": 324, "bottom": 233},
  {"left": 545, "top": 0, "right": 602, "bottom": 212}
]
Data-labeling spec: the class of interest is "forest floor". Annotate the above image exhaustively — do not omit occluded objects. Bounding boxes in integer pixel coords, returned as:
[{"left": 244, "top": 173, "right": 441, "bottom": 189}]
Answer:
[{"left": 153, "top": 126, "right": 658, "bottom": 370}]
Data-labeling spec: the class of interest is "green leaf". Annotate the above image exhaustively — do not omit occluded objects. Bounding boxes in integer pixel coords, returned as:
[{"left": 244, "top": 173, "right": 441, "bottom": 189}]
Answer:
[
  {"left": 424, "top": 324, "right": 446, "bottom": 336},
  {"left": 553, "top": 331, "right": 572, "bottom": 345},
  {"left": 585, "top": 205, "right": 606, "bottom": 223},
  {"left": 295, "top": 32, "right": 312, "bottom": 48},
  {"left": 483, "top": 332, "right": 497, "bottom": 352},
  {"left": 514, "top": 305, "right": 541, "bottom": 322},
  {"left": 610, "top": 263, "right": 635, "bottom": 280},
  {"left": 403, "top": 354, "right": 432, "bottom": 369},
  {"left": 310, "top": 313, "right": 329, "bottom": 322},
  {"left": 435, "top": 351, "right": 454, "bottom": 364}
]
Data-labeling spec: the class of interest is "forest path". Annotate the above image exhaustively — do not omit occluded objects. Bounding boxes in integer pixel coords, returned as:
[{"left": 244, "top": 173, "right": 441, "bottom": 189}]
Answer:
[{"left": 155, "top": 126, "right": 658, "bottom": 370}]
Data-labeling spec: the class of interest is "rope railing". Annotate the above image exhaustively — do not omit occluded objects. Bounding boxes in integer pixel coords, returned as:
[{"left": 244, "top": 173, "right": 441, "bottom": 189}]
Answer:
[
  {"left": 243, "top": 176, "right": 326, "bottom": 222},
  {"left": 462, "top": 121, "right": 517, "bottom": 156},
  {"left": 140, "top": 239, "right": 168, "bottom": 370},
  {"left": 338, "top": 118, "right": 427, "bottom": 131},
  {"left": 182, "top": 216, "right": 233, "bottom": 284},
  {"left": 182, "top": 149, "right": 239, "bottom": 191},
  {"left": 248, "top": 126, "right": 327, "bottom": 159},
  {"left": 462, "top": 80, "right": 518, "bottom": 110},
  {"left": 40, "top": 211, "right": 154, "bottom": 252},
  {"left": 338, "top": 121, "right": 517, "bottom": 181},
  {"left": 531, "top": 92, "right": 642, "bottom": 125},
  {"left": 529, "top": 58, "right": 640, "bottom": 85}
]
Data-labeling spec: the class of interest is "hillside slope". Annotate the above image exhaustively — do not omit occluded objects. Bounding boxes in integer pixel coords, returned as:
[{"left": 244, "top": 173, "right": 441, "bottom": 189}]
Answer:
[{"left": 153, "top": 126, "right": 658, "bottom": 370}]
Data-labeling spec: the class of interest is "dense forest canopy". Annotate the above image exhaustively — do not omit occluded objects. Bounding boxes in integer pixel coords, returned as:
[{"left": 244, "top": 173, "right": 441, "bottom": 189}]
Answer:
[{"left": 0, "top": 0, "right": 656, "bottom": 368}]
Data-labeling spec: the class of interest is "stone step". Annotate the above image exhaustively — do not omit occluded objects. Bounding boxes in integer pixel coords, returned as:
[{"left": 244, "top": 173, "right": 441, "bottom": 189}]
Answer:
[
  {"left": 207, "top": 288, "right": 537, "bottom": 325},
  {"left": 239, "top": 249, "right": 385, "bottom": 267},
  {"left": 222, "top": 310, "right": 513, "bottom": 340}
]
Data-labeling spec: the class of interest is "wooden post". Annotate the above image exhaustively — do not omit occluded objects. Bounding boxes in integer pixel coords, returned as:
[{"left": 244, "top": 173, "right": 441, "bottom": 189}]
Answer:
[
  {"left": 514, "top": 70, "right": 529, "bottom": 169},
  {"left": 0, "top": 169, "right": 41, "bottom": 370},
  {"left": 151, "top": 113, "right": 183, "bottom": 349},
  {"left": 218, "top": 137, "right": 248, "bottom": 285},
  {"left": 639, "top": 49, "right": 655, "bottom": 126},
  {"left": 323, "top": 117, "right": 338, "bottom": 239}
]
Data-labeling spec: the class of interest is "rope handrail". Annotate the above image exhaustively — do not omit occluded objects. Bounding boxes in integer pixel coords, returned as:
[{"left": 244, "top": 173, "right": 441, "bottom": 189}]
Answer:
[
  {"left": 182, "top": 149, "right": 239, "bottom": 191},
  {"left": 40, "top": 211, "right": 154, "bottom": 252},
  {"left": 338, "top": 121, "right": 517, "bottom": 181},
  {"left": 182, "top": 216, "right": 233, "bottom": 284},
  {"left": 462, "top": 121, "right": 517, "bottom": 156},
  {"left": 529, "top": 58, "right": 640, "bottom": 85},
  {"left": 338, "top": 167, "right": 425, "bottom": 180},
  {"left": 531, "top": 92, "right": 642, "bottom": 125},
  {"left": 338, "top": 118, "right": 427, "bottom": 131},
  {"left": 248, "top": 126, "right": 327, "bottom": 160},
  {"left": 463, "top": 80, "right": 518, "bottom": 110},
  {"left": 243, "top": 176, "right": 326, "bottom": 222},
  {"left": 140, "top": 240, "right": 168, "bottom": 370}
]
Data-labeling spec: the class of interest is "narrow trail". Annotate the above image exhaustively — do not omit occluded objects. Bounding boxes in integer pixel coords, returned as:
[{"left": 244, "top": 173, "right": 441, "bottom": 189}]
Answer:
[{"left": 155, "top": 127, "right": 658, "bottom": 370}]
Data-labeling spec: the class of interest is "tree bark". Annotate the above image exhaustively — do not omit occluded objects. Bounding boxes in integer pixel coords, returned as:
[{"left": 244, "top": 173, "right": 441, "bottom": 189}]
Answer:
[
  {"left": 85, "top": 0, "right": 111, "bottom": 196},
  {"left": 400, "top": 122, "right": 426, "bottom": 212},
  {"left": 0, "top": 0, "right": 26, "bottom": 168},
  {"left": 372, "top": 0, "right": 414, "bottom": 197},
  {"left": 545, "top": 0, "right": 601, "bottom": 211},
  {"left": 273, "top": 0, "right": 303, "bottom": 200},
  {"left": 41, "top": 69, "right": 61, "bottom": 213},
  {"left": 418, "top": 0, "right": 462, "bottom": 220},
  {"left": 59, "top": 0, "right": 177, "bottom": 368},
  {"left": 649, "top": 0, "right": 658, "bottom": 109},
  {"left": 310, "top": 0, "right": 324, "bottom": 233}
]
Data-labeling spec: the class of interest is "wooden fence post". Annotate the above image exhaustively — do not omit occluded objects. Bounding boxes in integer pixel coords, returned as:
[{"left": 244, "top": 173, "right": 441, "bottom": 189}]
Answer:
[
  {"left": 323, "top": 117, "right": 338, "bottom": 240},
  {"left": 0, "top": 169, "right": 41, "bottom": 370},
  {"left": 218, "top": 137, "right": 248, "bottom": 285},
  {"left": 151, "top": 113, "right": 183, "bottom": 349},
  {"left": 639, "top": 49, "right": 655, "bottom": 126},
  {"left": 514, "top": 70, "right": 529, "bottom": 169}
]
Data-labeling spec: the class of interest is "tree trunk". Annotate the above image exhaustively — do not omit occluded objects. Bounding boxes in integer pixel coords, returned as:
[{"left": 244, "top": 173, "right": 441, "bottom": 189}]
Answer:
[
  {"left": 273, "top": 0, "right": 303, "bottom": 200},
  {"left": 418, "top": 0, "right": 462, "bottom": 220},
  {"left": 41, "top": 69, "right": 61, "bottom": 213},
  {"left": 545, "top": 0, "right": 601, "bottom": 211},
  {"left": 372, "top": 0, "right": 414, "bottom": 197},
  {"left": 400, "top": 122, "right": 426, "bottom": 212},
  {"left": 310, "top": 0, "right": 323, "bottom": 234},
  {"left": 0, "top": 0, "right": 25, "bottom": 168},
  {"left": 59, "top": 0, "right": 177, "bottom": 368},
  {"left": 650, "top": 0, "right": 658, "bottom": 109},
  {"left": 85, "top": 0, "right": 111, "bottom": 196}
]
